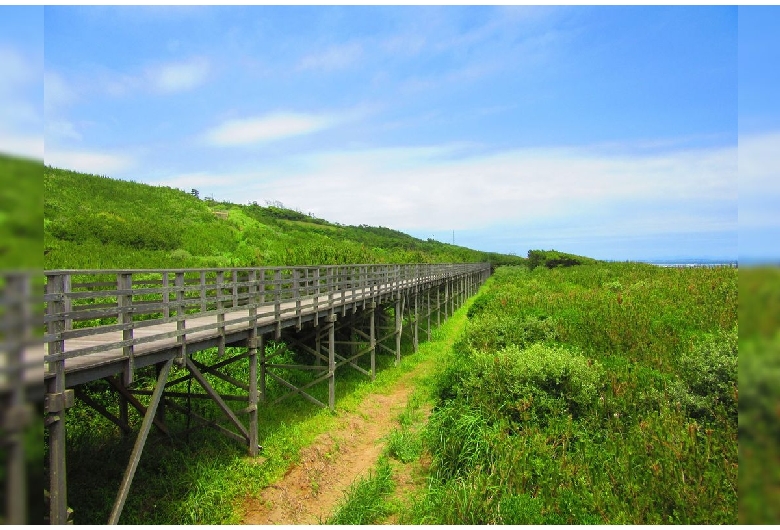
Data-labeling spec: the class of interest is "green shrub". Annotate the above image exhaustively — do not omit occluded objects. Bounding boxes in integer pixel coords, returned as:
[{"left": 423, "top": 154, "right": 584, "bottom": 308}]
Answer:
[
  {"left": 456, "top": 344, "right": 603, "bottom": 427},
  {"left": 677, "top": 326, "right": 737, "bottom": 420}
]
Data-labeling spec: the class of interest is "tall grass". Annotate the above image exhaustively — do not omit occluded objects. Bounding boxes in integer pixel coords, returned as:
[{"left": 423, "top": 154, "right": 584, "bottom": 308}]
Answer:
[
  {"left": 405, "top": 263, "right": 737, "bottom": 524},
  {"left": 738, "top": 267, "right": 780, "bottom": 523},
  {"left": 324, "top": 457, "right": 395, "bottom": 524}
]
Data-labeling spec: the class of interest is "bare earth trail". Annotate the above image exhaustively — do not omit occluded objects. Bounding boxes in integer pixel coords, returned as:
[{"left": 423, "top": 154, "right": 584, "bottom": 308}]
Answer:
[{"left": 240, "top": 363, "right": 430, "bottom": 525}]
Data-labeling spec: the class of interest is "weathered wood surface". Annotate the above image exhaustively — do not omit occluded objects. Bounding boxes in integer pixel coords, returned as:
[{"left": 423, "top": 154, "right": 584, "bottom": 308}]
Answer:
[{"left": 42, "top": 263, "right": 491, "bottom": 385}]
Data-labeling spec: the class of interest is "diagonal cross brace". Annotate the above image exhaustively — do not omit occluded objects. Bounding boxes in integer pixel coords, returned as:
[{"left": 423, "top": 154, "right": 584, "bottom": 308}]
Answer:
[
  {"left": 108, "top": 359, "right": 173, "bottom": 525},
  {"left": 185, "top": 357, "right": 250, "bottom": 442}
]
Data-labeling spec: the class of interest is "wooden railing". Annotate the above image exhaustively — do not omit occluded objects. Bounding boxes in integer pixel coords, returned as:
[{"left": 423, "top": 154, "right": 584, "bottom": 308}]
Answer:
[{"left": 43, "top": 263, "right": 490, "bottom": 369}]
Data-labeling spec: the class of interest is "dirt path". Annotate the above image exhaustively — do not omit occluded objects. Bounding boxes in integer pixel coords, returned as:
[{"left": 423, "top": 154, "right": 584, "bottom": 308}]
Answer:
[{"left": 240, "top": 370, "right": 424, "bottom": 525}]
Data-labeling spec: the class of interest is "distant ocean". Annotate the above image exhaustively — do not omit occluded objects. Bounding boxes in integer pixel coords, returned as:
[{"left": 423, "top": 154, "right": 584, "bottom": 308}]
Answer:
[
  {"left": 604, "top": 259, "right": 740, "bottom": 268},
  {"left": 642, "top": 259, "right": 738, "bottom": 268}
]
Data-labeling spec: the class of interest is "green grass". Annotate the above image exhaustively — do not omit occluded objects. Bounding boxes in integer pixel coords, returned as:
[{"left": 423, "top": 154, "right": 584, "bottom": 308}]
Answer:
[
  {"left": 324, "top": 457, "right": 395, "bottom": 524},
  {"left": 738, "top": 267, "right": 780, "bottom": 523},
  {"left": 59, "top": 296, "right": 473, "bottom": 524},
  {"left": 44, "top": 165, "right": 524, "bottom": 269},
  {"left": 400, "top": 263, "right": 738, "bottom": 524},
  {"left": 0, "top": 154, "right": 42, "bottom": 269}
]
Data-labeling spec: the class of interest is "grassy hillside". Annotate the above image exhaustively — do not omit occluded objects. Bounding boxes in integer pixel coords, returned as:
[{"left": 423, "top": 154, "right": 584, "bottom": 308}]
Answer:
[
  {"left": 44, "top": 166, "right": 524, "bottom": 270},
  {"left": 1, "top": 154, "right": 43, "bottom": 269}
]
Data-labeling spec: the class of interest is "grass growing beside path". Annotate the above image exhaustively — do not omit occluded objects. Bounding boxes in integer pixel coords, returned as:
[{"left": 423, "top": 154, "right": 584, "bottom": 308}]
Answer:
[
  {"left": 63, "top": 296, "right": 476, "bottom": 524},
  {"left": 398, "top": 263, "right": 737, "bottom": 524}
]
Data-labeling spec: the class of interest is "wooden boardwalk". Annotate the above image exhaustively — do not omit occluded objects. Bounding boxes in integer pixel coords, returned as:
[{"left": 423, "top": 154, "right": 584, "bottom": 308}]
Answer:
[{"left": 39, "top": 262, "right": 491, "bottom": 524}]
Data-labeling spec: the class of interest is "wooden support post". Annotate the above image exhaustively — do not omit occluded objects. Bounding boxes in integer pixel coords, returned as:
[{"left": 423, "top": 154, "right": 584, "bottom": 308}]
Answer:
[
  {"left": 248, "top": 333, "right": 261, "bottom": 456},
  {"left": 259, "top": 334, "right": 267, "bottom": 403},
  {"left": 155, "top": 362, "right": 166, "bottom": 426},
  {"left": 328, "top": 313, "right": 336, "bottom": 410},
  {"left": 437, "top": 287, "right": 441, "bottom": 328},
  {"left": 108, "top": 359, "right": 173, "bottom": 525},
  {"left": 394, "top": 298, "right": 401, "bottom": 366},
  {"left": 370, "top": 303, "right": 376, "bottom": 380},
  {"left": 46, "top": 272, "right": 68, "bottom": 525},
  {"left": 413, "top": 290, "right": 419, "bottom": 352},
  {"left": 427, "top": 288, "right": 431, "bottom": 340}
]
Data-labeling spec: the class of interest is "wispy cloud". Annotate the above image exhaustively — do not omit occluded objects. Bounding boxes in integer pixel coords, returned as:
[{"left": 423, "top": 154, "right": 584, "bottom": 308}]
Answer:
[
  {"left": 44, "top": 149, "right": 134, "bottom": 175},
  {"left": 45, "top": 119, "right": 82, "bottom": 141},
  {"left": 739, "top": 130, "right": 780, "bottom": 229},
  {"left": 203, "top": 111, "right": 339, "bottom": 147},
  {"left": 0, "top": 132, "right": 43, "bottom": 160},
  {"left": 240, "top": 142, "right": 735, "bottom": 235},
  {"left": 44, "top": 71, "right": 75, "bottom": 113},
  {"left": 146, "top": 57, "right": 210, "bottom": 93},
  {"left": 297, "top": 42, "right": 363, "bottom": 71}
]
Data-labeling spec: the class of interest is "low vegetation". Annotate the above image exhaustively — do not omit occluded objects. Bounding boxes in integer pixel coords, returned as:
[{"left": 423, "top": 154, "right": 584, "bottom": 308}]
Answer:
[
  {"left": 400, "top": 263, "right": 737, "bottom": 524},
  {"left": 738, "top": 267, "right": 780, "bottom": 523},
  {"left": 43, "top": 166, "right": 524, "bottom": 269}
]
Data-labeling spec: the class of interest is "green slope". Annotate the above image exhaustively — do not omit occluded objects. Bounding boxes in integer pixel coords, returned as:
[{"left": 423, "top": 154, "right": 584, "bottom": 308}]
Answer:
[
  {"left": 1, "top": 154, "right": 43, "bottom": 269},
  {"left": 44, "top": 166, "right": 524, "bottom": 270}
]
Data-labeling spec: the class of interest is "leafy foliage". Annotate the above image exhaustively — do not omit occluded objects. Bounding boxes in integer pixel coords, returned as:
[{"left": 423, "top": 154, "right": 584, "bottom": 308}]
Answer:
[
  {"left": 526, "top": 249, "right": 597, "bottom": 270},
  {"left": 410, "top": 262, "right": 738, "bottom": 524}
]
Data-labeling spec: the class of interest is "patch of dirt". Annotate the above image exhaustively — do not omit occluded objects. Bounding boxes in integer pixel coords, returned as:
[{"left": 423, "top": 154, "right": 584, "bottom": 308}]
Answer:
[{"left": 241, "top": 377, "right": 420, "bottom": 525}]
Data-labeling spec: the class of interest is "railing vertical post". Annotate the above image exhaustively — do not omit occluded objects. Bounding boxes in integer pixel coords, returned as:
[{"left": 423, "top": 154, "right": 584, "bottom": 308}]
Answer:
[
  {"left": 328, "top": 313, "right": 336, "bottom": 410},
  {"left": 216, "top": 270, "right": 225, "bottom": 356},
  {"left": 232, "top": 270, "right": 239, "bottom": 308},
  {"left": 118, "top": 272, "right": 134, "bottom": 385},
  {"left": 248, "top": 332, "right": 262, "bottom": 456},
  {"left": 369, "top": 302, "right": 376, "bottom": 380},
  {"left": 274, "top": 268, "right": 282, "bottom": 339},
  {"left": 327, "top": 267, "right": 334, "bottom": 308},
  {"left": 45, "top": 272, "right": 68, "bottom": 525},
  {"left": 413, "top": 285, "right": 418, "bottom": 353},
  {"left": 200, "top": 271, "right": 207, "bottom": 312},
  {"left": 437, "top": 284, "right": 441, "bottom": 328},
  {"left": 175, "top": 272, "right": 186, "bottom": 358},
  {"left": 314, "top": 268, "right": 320, "bottom": 327},
  {"left": 394, "top": 298, "right": 401, "bottom": 366},
  {"left": 162, "top": 272, "right": 170, "bottom": 319},
  {"left": 426, "top": 287, "right": 431, "bottom": 339}
]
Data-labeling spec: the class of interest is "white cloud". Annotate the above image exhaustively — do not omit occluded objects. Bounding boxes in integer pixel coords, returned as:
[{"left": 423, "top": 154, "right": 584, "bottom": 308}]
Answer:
[
  {"left": 203, "top": 112, "right": 337, "bottom": 146},
  {"left": 44, "top": 149, "right": 134, "bottom": 175},
  {"left": 739, "top": 131, "right": 780, "bottom": 229},
  {"left": 146, "top": 57, "right": 210, "bottom": 93},
  {"left": 297, "top": 42, "right": 362, "bottom": 71},
  {"left": 240, "top": 142, "right": 736, "bottom": 234},
  {"left": 0, "top": 132, "right": 43, "bottom": 160},
  {"left": 45, "top": 120, "right": 82, "bottom": 142},
  {"left": 0, "top": 47, "right": 37, "bottom": 92}
]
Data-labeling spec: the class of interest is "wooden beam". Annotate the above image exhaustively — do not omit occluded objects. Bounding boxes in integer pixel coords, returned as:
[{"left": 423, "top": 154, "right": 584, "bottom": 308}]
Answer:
[
  {"left": 185, "top": 357, "right": 249, "bottom": 442},
  {"left": 108, "top": 359, "right": 173, "bottom": 525}
]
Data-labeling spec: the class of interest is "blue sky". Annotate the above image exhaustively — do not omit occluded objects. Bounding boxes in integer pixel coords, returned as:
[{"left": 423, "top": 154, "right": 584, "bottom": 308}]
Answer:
[{"left": 6, "top": 5, "right": 773, "bottom": 261}]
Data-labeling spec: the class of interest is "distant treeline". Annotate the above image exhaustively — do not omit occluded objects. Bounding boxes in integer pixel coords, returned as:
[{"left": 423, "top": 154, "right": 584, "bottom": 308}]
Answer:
[{"left": 526, "top": 249, "right": 598, "bottom": 270}]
